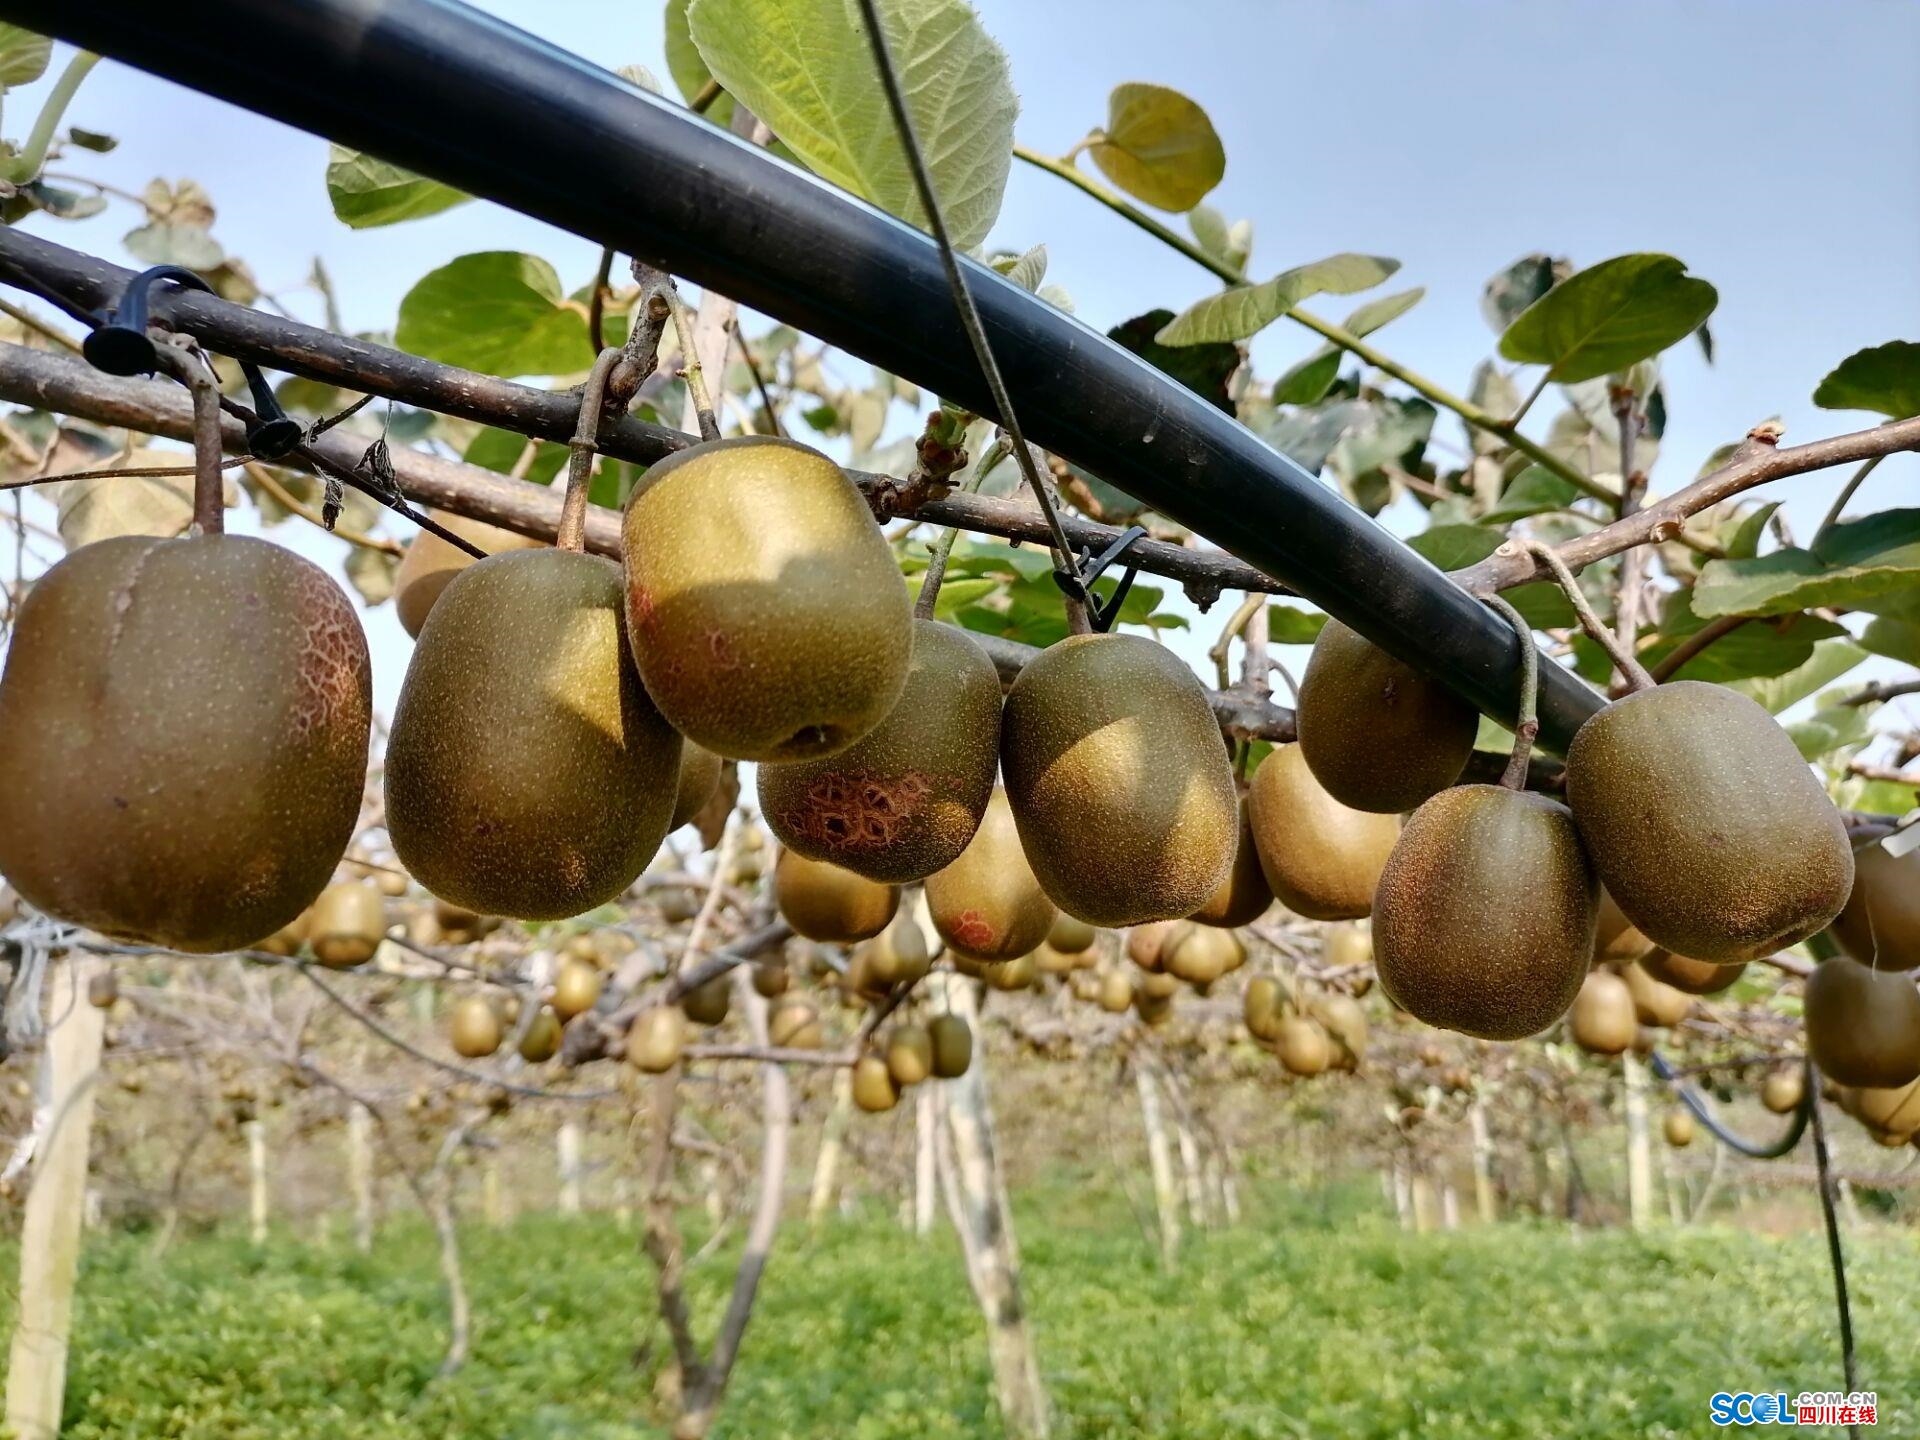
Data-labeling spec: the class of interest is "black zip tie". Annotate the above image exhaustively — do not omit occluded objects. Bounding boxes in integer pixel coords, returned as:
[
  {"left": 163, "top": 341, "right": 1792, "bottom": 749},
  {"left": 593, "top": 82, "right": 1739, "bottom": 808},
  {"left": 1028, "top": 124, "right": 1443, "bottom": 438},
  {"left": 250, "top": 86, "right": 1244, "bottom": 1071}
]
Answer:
[{"left": 1053, "top": 523, "right": 1150, "bottom": 633}]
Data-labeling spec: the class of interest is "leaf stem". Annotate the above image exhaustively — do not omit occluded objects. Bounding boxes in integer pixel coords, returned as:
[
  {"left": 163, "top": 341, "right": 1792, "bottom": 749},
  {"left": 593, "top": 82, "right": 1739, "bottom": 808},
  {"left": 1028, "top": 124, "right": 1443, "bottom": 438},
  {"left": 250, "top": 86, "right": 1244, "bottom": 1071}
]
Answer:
[
  {"left": 1506, "top": 368, "right": 1554, "bottom": 429},
  {"left": 1810, "top": 455, "right": 1883, "bottom": 548},
  {"left": 1481, "top": 593, "right": 1537, "bottom": 789},
  {"left": 1011, "top": 144, "right": 1613, "bottom": 503},
  {"left": 8, "top": 52, "right": 99, "bottom": 185},
  {"left": 1521, "top": 539, "right": 1653, "bottom": 693}
]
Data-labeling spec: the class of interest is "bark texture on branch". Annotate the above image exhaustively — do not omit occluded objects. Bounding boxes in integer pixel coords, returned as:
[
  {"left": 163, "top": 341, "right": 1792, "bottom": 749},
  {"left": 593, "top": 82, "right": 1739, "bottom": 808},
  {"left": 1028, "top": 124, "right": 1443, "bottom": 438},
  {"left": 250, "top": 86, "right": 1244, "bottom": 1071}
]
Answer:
[{"left": 0, "top": 231, "right": 1286, "bottom": 602}]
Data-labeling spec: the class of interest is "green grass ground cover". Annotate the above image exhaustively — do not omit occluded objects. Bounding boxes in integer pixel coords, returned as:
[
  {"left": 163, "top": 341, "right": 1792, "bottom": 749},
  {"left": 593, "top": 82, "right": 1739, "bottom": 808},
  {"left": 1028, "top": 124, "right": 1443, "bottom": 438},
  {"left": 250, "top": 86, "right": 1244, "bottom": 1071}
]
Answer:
[{"left": 7, "top": 1188, "right": 1917, "bottom": 1438}]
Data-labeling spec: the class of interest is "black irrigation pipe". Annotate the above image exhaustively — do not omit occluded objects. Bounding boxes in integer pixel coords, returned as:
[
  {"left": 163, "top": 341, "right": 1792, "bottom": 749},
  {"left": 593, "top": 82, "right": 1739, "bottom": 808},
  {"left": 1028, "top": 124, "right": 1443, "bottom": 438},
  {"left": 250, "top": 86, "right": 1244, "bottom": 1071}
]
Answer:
[
  {"left": 8, "top": 0, "right": 1607, "bottom": 751},
  {"left": 1649, "top": 1049, "right": 1808, "bottom": 1160}
]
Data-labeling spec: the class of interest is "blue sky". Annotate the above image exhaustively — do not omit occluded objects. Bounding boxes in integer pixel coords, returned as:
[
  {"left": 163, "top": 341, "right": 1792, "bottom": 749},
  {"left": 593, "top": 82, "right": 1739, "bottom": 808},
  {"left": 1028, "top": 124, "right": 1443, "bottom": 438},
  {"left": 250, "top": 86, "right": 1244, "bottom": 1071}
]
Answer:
[{"left": 6, "top": 1, "right": 1916, "bottom": 719}]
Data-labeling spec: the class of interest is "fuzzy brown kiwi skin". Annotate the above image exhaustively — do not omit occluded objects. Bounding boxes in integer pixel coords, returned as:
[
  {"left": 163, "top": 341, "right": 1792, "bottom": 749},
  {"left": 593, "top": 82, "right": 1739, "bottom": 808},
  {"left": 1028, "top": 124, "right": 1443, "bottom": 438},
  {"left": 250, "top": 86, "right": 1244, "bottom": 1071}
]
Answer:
[
  {"left": 773, "top": 849, "right": 899, "bottom": 944},
  {"left": 668, "top": 743, "right": 724, "bottom": 832},
  {"left": 759, "top": 619, "right": 1002, "bottom": 883},
  {"left": 1804, "top": 955, "right": 1920, "bottom": 1089},
  {"left": 1245, "top": 744, "right": 1399, "bottom": 922},
  {"left": 385, "top": 549, "right": 681, "bottom": 922},
  {"left": 1000, "top": 633, "right": 1237, "bottom": 926},
  {"left": 1565, "top": 681, "right": 1853, "bottom": 964},
  {"left": 1187, "top": 794, "right": 1273, "bottom": 928},
  {"left": 1373, "top": 785, "right": 1597, "bottom": 1041},
  {"left": 1295, "top": 618, "right": 1478, "bottom": 814},
  {"left": 925, "top": 788, "right": 1057, "bottom": 962},
  {"left": 621, "top": 435, "right": 912, "bottom": 763},
  {"left": 0, "top": 534, "right": 371, "bottom": 953},
  {"left": 1831, "top": 843, "right": 1920, "bottom": 971}
]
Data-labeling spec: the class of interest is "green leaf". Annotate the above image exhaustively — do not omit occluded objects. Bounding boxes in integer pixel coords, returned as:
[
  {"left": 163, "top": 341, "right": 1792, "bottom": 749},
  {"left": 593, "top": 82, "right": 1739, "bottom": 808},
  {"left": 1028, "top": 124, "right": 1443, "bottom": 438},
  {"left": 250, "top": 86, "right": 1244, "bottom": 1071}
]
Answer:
[
  {"left": 687, "top": 0, "right": 1016, "bottom": 251},
  {"left": 464, "top": 426, "right": 566, "bottom": 485},
  {"left": 54, "top": 448, "right": 195, "bottom": 549},
  {"left": 1722, "top": 501, "right": 1779, "bottom": 560},
  {"left": 344, "top": 546, "right": 400, "bottom": 608},
  {"left": 1188, "top": 204, "right": 1249, "bottom": 273},
  {"left": 0, "top": 24, "right": 50, "bottom": 87},
  {"left": 1155, "top": 254, "right": 1399, "bottom": 347},
  {"left": 1786, "top": 704, "right": 1871, "bottom": 761},
  {"left": 1405, "top": 523, "right": 1503, "bottom": 573},
  {"left": 1862, "top": 615, "right": 1920, "bottom": 666},
  {"left": 1480, "top": 253, "right": 1567, "bottom": 334},
  {"left": 1265, "top": 604, "right": 1327, "bottom": 645},
  {"left": 1734, "top": 639, "right": 1868, "bottom": 714},
  {"left": 396, "top": 252, "right": 593, "bottom": 377},
  {"left": 1086, "top": 82, "right": 1224, "bottom": 213},
  {"left": 1694, "top": 509, "right": 1920, "bottom": 619},
  {"left": 664, "top": 0, "right": 735, "bottom": 123},
  {"left": 1498, "top": 254, "right": 1718, "bottom": 384},
  {"left": 1812, "top": 340, "right": 1920, "bottom": 418},
  {"left": 1634, "top": 591, "right": 1843, "bottom": 685},
  {"left": 1107, "top": 309, "right": 1238, "bottom": 412},
  {"left": 66, "top": 127, "right": 117, "bottom": 153},
  {"left": 1483, "top": 465, "right": 1578, "bottom": 524},
  {"left": 1832, "top": 775, "right": 1919, "bottom": 816},
  {"left": 1272, "top": 288, "right": 1424, "bottom": 406},
  {"left": 993, "top": 244, "right": 1048, "bottom": 293},
  {"left": 326, "top": 145, "right": 469, "bottom": 229},
  {"left": 122, "top": 222, "right": 223, "bottom": 271}
]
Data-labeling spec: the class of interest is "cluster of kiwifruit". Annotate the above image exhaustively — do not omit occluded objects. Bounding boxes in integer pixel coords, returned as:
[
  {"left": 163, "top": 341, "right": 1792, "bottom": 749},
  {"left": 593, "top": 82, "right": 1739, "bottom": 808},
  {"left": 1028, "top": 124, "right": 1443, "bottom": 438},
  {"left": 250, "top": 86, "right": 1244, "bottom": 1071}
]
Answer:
[{"left": 1282, "top": 622, "right": 1859, "bottom": 1051}]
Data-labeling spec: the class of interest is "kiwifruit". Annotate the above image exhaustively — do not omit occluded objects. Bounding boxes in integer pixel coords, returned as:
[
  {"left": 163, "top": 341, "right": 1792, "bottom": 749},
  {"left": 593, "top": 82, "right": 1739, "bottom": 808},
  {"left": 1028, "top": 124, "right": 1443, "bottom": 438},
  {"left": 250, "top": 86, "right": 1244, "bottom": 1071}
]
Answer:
[
  {"left": 1033, "top": 942, "right": 1078, "bottom": 976},
  {"left": 518, "top": 1005, "right": 563, "bottom": 1062},
  {"left": 87, "top": 970, "right": 119, "bottom": 1010},
  {"left": 851, "top": 1055, "right": 900, "bottom": 1113},
  {"left": 1832, "top": 840, "right": 1920, "bottom": 970},
  {"left": 1623, "top": 960, "right": 1693, "bottom": 1029},
  {"left": 1295, "top": 619, "right": 1477, "bottom": 813},
  {"left": 1761, "top": 1067, "right": 1805, "bottom": 1115},
  {"left": 986, "top": 951, "right": 1038, "bottom": 991},
  {"left": 1134, "top": 988, "right": 1175, "bottom": 1026},
  {"left": 1639, "top": 949, "right": 1744, "bottom": 997},
  {"left": 751, "top": 960, "right": 791, "bottom": 999},
  {"left": 886, "top": 1025, "right": 934, "bottom": 1086},
  {"left": 1569, "top": 971, "right": 1637, "bottom": 1055},
  {"left": 1162, "top": 923, "right": 1244, "bottom": 986},
  {"left": 1049, "top": 914, "right": 1098, "bottom": 956},
  {"left": 1000, "top": 633, "right": 1236, "bottom": 925},
  {"left": 386, "top": 550, "right": 681, "bottom": 920},
  {"left": 680, "top": 973, "right": 732, "bottom": 1027},
  {"left": 769, "top": 997, "right": 823, "bottom": 1050},
  {"left": 1188, "top": 795, "right": 1274, "bottom": 928},
  {"left": 1246, "top": 745, "right": 1399, "bottom": 921},
  {"left": 450, "top": 996, "right": 503, "bottom": 1058},
  {"left": 1848, "top": 1075, "right": 1920, "bottom": 1140},
  {"left": 433, "top": 899, "right": 498, "bottom": 943},
  {"left": 255, "top": 910, "right": 311, "bottom": 959},
  {"left": 926, "top": 788, "right": 1057, "bottom": 962},
  {"left": 1069, "top": 971, "right": 1102, "bottom": 1003},
  {"left": 929, "top": 1014, "right": 973, "bottom": 1077},
  {"left": 622, "top": 435, "right": 912, "bottom": 761},
  {"left": 1593, "top": 889, "right": 1655, "bottom": 964},
  {"left": 1373, "top": 786, "right": 1596, "bottom": 1041},
  {"left": 1276, "top": 1016, "right": 1332, "bottom": 1076},
  {"left": 759, "top": 619, "right": 1001, "bottom": 882},
  {"left": 1312, "top": 992, "right": 1369, "bottom": 1061},
  {"left": 657, "top": 888, "right": 699, "bottom": 925},
  {"left": 308, "top": 882, "right": 387, "bottom": 969},
  {"left": 1098, "top": 970, "right": 1135, "bottom": 1014},
  {"left": 393, "top": 509, "right": 542, "bottom": 638},
  {"left": 1663, "top": 1108, "right": 1696, "bottom": 1148},
  {"left": 1128, "top": 921, "right": 1175, "bottom": 972},
  {"left": 1566, "top": 681, "right": 1854, "bottom": 963},
  {"left": 551, "top": 959, "right": 603, "bottom": 1021},
  {"left": 0, "top": 535, "right": 371, "bottom": 952},
  {"left": 1243, "top": 976, "right": 1284, "bottom": 1040},
  {"left": 1137, "top": 970, "right": 1180, "bottom": 1001},
  {"left": 628, "top": 1007, "right": 685, "bottom": 1072},
  {"left": 1322, "top": 923, "right": 1371, "bottom": 970},
  {"left": 864, "top": 912, "right": 932, "bottom": 987},
  {"left": 1804, "top": 956, "right": 1920, "bottom": 1088},
  {"left": 774, "top": 849, "right": 898, "bottom": 943},
  {"left": 669, "top": 744, "right": 724, "bottom": 832},
  {"left": 374, "top": 866, "right": 412, "bottom": 899}
]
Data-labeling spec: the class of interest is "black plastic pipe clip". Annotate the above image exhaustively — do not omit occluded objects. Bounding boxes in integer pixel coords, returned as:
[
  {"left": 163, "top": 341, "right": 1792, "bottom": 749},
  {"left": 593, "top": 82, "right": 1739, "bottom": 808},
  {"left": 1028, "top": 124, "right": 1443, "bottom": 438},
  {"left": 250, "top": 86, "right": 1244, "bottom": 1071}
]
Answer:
[{"left": 1053, "top": 523, "right": 1149, "bottom": 634}]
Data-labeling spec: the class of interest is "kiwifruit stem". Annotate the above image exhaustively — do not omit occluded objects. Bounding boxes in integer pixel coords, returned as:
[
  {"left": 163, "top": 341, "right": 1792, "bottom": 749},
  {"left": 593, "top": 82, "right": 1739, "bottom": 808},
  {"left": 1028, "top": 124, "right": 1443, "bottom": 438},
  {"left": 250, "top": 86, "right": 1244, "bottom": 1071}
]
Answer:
[
  {"left": 664, "top": 279, "right": 722, "bottom": 444},
  {"left": 1520, "top": 539, "right": 1656, "bottom": 693},
  {"left": 157, "top": 338, "right": 225, "bottom": 536},
  {"left": 1481, "top": 593, "right": 1537, "bottom": 791},
  {"left": 556, "top": 348, "right": 621, "bottom": 553}
]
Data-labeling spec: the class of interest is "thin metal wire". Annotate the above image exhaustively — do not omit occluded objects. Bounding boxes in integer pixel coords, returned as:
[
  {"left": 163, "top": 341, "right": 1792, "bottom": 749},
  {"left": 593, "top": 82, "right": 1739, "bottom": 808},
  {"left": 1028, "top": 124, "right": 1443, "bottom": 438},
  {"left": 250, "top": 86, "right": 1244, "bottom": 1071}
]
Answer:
[
  {"left": 851, "top": 0, "right": 1075, "bottom": 570},
  {"left": 1805, "top": 1058, "right": 1860, "bottom": 1429}
]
